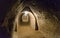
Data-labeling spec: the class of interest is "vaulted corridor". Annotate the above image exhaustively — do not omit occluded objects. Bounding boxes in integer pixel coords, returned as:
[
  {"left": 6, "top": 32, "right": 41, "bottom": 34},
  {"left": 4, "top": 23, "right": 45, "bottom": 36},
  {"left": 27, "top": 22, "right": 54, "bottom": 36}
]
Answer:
[{"left": 1, "top": 0, "right": 60, "bottom": 38}]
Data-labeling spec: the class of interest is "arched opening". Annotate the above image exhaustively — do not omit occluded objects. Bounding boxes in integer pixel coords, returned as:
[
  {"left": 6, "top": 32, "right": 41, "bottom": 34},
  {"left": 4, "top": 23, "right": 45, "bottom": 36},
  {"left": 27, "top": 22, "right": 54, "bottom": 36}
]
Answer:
[{"left": 17, "top": 7, "right": 39, "bottom": 31}]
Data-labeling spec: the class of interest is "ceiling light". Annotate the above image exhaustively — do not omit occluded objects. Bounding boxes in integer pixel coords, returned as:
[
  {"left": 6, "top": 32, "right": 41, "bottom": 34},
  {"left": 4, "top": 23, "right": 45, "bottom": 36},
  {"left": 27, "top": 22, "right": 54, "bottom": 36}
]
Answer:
[{"left": 22, "top": 11, "right": 30, "bottom": 16}]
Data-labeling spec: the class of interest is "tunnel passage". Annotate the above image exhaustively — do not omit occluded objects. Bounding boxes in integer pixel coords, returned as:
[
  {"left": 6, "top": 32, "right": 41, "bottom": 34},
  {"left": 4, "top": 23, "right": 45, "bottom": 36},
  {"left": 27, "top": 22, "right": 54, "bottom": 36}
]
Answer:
[
  {"left": 12, "top": 7, "right": 39, "bottom": 38},
  {"left": 2, "top": 0, "right": 60, "bottom": 38},
  {"left": 16, "top": 7, "right": 39, "bottom": 31}
]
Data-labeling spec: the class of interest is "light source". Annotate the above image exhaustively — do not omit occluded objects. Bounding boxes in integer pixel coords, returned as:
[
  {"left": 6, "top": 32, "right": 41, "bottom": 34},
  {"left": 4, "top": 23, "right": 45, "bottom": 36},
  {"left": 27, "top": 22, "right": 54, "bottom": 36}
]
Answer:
[{"left": 22, "top": 11, "right": 30, "bottom": 16}]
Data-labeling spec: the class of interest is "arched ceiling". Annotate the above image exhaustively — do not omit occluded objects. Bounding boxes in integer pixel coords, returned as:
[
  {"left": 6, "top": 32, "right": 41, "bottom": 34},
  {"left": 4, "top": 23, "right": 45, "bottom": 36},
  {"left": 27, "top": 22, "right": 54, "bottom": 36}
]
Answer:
[{"left": 0, "top": 0, "right": 60, "bottom": 24}]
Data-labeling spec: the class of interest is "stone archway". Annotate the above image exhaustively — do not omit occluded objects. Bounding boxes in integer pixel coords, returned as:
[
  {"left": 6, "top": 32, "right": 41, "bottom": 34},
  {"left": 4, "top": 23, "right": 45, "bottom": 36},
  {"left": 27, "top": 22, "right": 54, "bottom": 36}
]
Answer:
[{"left": 12, "top": 6, "right": 39, "bottom": 38}]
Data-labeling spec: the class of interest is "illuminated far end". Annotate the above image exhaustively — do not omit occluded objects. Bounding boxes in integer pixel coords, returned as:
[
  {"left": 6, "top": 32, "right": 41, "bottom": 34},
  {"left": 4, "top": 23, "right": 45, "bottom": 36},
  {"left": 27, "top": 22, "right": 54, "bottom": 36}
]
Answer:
[{"left": 22, "top": 11, "right": 30, "bottom": 16}]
